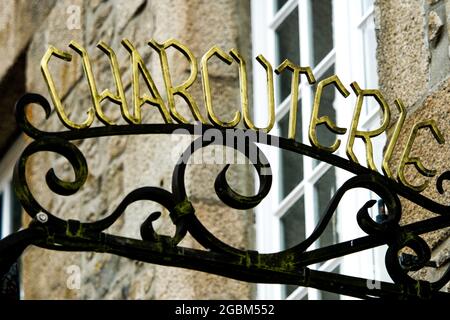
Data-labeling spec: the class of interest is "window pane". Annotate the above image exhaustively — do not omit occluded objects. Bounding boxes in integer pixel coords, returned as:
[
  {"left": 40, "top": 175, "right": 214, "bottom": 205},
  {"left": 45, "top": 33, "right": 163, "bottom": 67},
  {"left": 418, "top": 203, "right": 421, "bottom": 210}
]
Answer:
[
  {"left": 315, "top": 167, "right": 337, "bottom": 248},
  {"left": 281, "top": 197, "right": 305, "bottom": 249},
  {"left": 276, "top": 8, "right": 300, "bottom": 102},
  {"left": 312, "top": 0, "right": 333, "bottom": 66},
  {"left": 320, "top": 266, "right": 341, "bottom": 300},
  {"left": 279, "top": 109, "right": 303, "bottom": 198},
  {"left": 312, "top": 65, "right": 336, "bottom": 167},
  {"left": 276, "top": 0, "right": 289, "bottom": 11},
  {"left": 281, "top": 197, "right": 305, "bottom": 296}
]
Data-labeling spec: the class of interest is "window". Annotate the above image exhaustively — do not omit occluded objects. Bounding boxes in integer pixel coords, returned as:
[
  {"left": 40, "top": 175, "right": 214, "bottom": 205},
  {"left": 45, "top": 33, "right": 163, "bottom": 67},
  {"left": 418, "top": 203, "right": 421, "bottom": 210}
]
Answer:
[{"left": 251, "top": 0, "right": 390, "bottom": 300}]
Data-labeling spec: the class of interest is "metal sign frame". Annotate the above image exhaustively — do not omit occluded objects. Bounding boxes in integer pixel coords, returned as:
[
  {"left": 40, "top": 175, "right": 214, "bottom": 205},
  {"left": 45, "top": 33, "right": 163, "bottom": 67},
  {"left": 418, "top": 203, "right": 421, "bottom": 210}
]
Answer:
[{"left": 0, "top": 92, "right": 449, "bottom": 300}]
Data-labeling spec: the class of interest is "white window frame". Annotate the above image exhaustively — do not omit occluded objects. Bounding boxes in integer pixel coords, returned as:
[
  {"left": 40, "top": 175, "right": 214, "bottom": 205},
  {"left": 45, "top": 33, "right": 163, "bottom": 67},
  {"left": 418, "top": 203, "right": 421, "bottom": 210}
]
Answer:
[{"left": 251, "top": 0, "right": 390, "bottom": 300}]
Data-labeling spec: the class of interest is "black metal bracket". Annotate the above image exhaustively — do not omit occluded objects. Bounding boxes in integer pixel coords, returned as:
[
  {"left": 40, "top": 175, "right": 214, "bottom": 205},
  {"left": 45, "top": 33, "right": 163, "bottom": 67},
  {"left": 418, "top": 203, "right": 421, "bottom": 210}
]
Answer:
[{"left": 1, "top": 93, "right": 450, "bottom": 300}]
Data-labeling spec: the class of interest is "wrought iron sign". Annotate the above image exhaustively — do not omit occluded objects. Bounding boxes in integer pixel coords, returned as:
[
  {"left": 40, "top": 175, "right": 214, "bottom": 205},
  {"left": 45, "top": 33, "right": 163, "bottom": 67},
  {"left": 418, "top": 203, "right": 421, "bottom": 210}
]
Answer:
[{"left": 1, "top": 38, "right": 450, "bottom": 300}]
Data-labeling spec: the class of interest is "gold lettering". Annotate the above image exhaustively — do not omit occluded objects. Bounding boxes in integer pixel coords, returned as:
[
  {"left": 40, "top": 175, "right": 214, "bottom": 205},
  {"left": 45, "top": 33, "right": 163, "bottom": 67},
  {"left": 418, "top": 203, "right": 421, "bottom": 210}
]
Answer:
[
  {"left": 97, "top": 41, "right": 138, "bottom": 124},
  {"left": 121, "top": 39, "right": 172, "bottom": 123},
  {"left": 309, "top": 75, "right": 349, "bottom": 152},
  {"left": 240, "top": 54, "right": 275, "bottom": 133},
  {"left": 346, "top": 82, "right": 390, "bottom": 172},
  {"left": 201, "top": 46, "right": 241, "bottom": 128},
  {"left": 42, "top": 40, "right": 448, "bottom": 195},
  {"left": 397, "top": 120, "right": 445, "bottom": 192},
  {"left": 229, "top": 49, "right": 252, "bottom": 130},
  {"left": 275, "top": 60, "right": 315, "bottom": 140},
  {"left": 41, "top": 46, "right": 95, "bottom": 129},
  {"left": 149, "top": 39, "right": 206, "bottom": 124},
  {"left": 70, "top": 41, "right": 115, "bottom": 125},
  {"left": 382, "top": 99, "right": 406, "bottom": 179}
]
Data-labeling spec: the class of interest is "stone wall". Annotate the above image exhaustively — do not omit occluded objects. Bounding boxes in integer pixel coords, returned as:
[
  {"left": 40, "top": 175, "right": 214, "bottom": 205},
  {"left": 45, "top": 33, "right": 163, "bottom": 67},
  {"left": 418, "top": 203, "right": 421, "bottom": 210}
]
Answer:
[
  {"left": 0, "top": 0, "right": 56, "bottom": 157},
  {"left": 17, "top": 0, "right": 254, "bottom": 299},
  {"left": 375, "top": 0, "right": 450, "bottom": 290}
]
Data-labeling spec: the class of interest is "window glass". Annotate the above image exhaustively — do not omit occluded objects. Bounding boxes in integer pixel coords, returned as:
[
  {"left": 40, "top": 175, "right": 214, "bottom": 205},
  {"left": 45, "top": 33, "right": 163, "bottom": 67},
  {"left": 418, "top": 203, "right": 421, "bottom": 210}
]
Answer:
[
  {"left": 276, "top": 0, "right": 289, "bottom": 11},
  {"left": 281, "top": 196, "right": 305, "bottom": 297},
  {"left": 279, "top": 108, "right": 303, "bottom": 198},
  {"left": 315, "top": 168, "right": 338, "bottom": 248},
  {"left": 312, "top": 0, "right": 333, "bottom": 66},
  {"left": 311, "top": 65, "right": 336, "bottom": 167},
  {"left": 281, "top": 197, "right": 306, "bottom": 249},
  {"left": 276, "top": 8, "right": 300, "bottom": 102}
]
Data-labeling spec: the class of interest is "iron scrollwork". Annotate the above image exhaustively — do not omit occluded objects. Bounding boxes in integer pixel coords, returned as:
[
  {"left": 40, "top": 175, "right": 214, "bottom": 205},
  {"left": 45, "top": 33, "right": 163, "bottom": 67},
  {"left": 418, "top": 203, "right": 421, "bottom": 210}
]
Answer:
[{"left": 1, "top": 93, "right": 450, "bottom": 300}]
